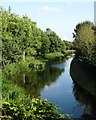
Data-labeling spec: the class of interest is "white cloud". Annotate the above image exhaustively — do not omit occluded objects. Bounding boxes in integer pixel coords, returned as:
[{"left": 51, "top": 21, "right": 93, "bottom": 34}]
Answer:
[{"left": 38, "top": 6, "right": 62, "bottom": 14}]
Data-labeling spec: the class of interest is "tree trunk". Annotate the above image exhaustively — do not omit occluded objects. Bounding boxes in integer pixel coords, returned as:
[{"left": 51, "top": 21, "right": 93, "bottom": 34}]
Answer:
[
  {"left": 23, "top": 51, "right": 25, "bottom": 62},
  {"left": 23, "top": 73, "right": 25, "bottom": 84}
]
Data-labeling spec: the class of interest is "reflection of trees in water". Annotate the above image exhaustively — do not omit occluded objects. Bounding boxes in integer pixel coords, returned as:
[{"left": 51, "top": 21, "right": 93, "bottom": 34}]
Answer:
[
  {"left": 72, "top": 82, "right": 96, "bottom": 120},
  {"left": 12, "top": 67, "right": 64, "bottom": 97},
  {"left": 70, "top": 58, "right": 96, "bottom": 119}
]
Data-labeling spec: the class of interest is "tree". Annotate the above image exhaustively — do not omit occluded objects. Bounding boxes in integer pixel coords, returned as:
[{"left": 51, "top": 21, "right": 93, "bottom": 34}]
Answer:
[
  {"left": 73, "top": 21, "right": 95, "bottom": 65},
  {"left": 40, "top": 31, "right": 50, "bottom": 55},
  {"left": 45, "top": 28, "right": 64, "bottom": 53},
  {"left": 2, "top": 8, "right": 70, "bottom": 66},
  {"left": 8, "top": 6, "right": 11, "bottom": 12}
]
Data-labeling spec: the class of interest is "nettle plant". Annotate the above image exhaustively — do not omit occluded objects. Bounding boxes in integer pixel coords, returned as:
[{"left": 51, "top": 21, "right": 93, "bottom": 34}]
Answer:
[{"left": 1, "top": 97, "right": 71, "bottom": 120}]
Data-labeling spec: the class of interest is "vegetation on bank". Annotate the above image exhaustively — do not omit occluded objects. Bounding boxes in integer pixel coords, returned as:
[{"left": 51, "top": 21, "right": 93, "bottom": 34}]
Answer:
[
  {"left": 1, "top": 99, "right": 71, "bottom": 120},
  {"left": 73, "top": 21, "right": 96, "bottom": 67},
  {"left": 1, "top": 6, "right": 96, "bottom": 119},
  {"left": 1, "top": 8, "right": 74, "bottom": 119},
  {"left": 72, "top": 21, "right": 96, "bottom": 96},
  {"left": 1, "top": 77, "right": 72, "bottom": 120},
  {"left": 1, "top": 8, "right": 74, "bottom": 69}
]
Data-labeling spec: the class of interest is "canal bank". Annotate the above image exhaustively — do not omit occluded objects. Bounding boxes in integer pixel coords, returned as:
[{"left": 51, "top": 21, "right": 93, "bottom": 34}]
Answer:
[{"left": 70, "top": 58, "right": 96, "bottom": 98}]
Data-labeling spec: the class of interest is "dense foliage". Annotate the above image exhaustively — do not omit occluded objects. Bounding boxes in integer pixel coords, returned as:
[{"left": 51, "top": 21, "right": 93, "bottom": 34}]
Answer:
[
  {"left": 2, "top": 9, "right": 49, "bottom": 65},
  {"left": 1, "top": 8, "right": 74, "bottom": 120},
  {"left": 1, "top": 9, "right": 74, "bottom": 67},
  {"left": 45, "top": 28, "right": 64, "bottom": 53},
  {"left": 73, "top": 21, "right": 96, "bottom": 67},
  {"left": 63, "top": 40, "right": 74, "bottom": 51},
  {"left": 1, "top": 99, "right": 71, "bottom": 120}
]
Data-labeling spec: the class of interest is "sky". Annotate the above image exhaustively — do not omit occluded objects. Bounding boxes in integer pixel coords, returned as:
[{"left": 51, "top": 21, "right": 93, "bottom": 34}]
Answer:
[{"left": 1, "top": 1, "right": 95, "bottom": 41}]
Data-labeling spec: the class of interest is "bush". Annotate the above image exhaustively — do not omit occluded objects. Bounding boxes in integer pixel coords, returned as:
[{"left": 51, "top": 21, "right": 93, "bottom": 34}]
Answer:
[
  {"left": 45, "top": 52, "right": 64, "bottom": 59},
  {"left": 45, "top": 52, "right": 64, "bottom": 63},
  {"left": 2, "top": 77, "right": 25, "bottom": 104},
  {"left": 1, "top": 98, "right": 72, "bottom": 120},
  {"left": 28, "top": 59, "right": 46, "bottom": 71},
  {"left": 2, "top": 61, "right": 29, "bottom": 77}
]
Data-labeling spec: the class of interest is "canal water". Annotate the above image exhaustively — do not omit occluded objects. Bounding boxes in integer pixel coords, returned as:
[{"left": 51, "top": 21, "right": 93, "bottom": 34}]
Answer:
[
  {"left": 40, "top": 58, "right": 96, "bottom": 119},
  {"left": 40, "top": 58, "right": 83, "bottom": 118},
  {"left": 9, "top": 57, "right": 96, "bottom": 119}
]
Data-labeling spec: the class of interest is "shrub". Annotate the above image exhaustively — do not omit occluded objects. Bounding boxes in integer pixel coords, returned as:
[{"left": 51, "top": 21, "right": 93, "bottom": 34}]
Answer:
[{"left": 1, "top": 98, "right": 72, "bottom": 120}]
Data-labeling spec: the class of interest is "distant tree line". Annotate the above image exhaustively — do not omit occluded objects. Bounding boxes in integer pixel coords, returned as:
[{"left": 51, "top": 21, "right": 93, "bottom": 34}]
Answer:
[{"left": 73, "top": 21, "right": 96, "bottom": 67}]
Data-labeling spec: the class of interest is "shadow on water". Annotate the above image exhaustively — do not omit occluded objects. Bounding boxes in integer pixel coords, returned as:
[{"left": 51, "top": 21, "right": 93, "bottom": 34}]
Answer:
[
  {"left": 70, "top": 58, "right": 96, "bottom": 120},
  {"left": 10, "top": 66, "right": 65, "bottom": 97}
]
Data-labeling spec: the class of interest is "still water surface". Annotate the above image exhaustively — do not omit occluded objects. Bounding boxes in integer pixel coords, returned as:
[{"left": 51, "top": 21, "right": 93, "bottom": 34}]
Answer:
[
  {"left": 41, "top": 58, "right": 84, "bottom": 118},
  {"left": 13, "top": 57, "right": 96, "bottom": 119}
]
